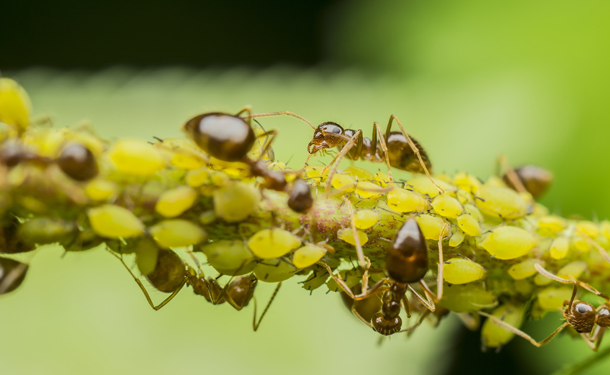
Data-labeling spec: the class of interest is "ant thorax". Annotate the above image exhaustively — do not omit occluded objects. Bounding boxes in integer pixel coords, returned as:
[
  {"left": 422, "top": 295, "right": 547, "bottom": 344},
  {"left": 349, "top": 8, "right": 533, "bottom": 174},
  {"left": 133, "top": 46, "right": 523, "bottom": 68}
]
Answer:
[{"left": 596, "top": 307, "right": 610, "bottom": 328}]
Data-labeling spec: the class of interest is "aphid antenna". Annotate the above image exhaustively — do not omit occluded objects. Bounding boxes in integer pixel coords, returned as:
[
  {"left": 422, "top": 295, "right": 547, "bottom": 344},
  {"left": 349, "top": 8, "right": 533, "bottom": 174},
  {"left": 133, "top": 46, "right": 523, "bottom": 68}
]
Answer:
[{"left": 152, "top": 136, "right": 163, "bottom": 142}]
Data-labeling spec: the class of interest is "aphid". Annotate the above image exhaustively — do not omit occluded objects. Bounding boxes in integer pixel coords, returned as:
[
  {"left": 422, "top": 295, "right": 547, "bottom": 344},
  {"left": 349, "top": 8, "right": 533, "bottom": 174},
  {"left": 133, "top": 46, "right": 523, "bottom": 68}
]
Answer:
[
  {"left": 319, "top": 218, "right": 450, "bottom": 335},
  {"left": 183, "top": 109, "right": 313, "bottom": 213},
  {"left": 480, "top": 264, "right": 610, "bottom": 351},
  {"left": 502, "top": 165, "right": 553, "bottom": 199},
  {"left": 479, "top": 226, "right": 537, "bottom": 260},
  {"left": 108, "top": 249, "right": 280, "bottom": 330},
  {"left": 443, "top": 258, "right": 486, "bottom": 285}
]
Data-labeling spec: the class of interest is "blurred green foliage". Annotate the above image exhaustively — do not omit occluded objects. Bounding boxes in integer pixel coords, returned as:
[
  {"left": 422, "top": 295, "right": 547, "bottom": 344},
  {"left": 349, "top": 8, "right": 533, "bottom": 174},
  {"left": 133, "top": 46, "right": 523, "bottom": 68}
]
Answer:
[{"left": 3, "top": 1, "right": 610, "bottom": 374}]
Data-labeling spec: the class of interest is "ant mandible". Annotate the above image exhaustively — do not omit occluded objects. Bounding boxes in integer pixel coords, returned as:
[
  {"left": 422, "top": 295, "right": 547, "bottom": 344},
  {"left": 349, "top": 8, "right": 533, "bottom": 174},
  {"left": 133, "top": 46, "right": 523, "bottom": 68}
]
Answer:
[
  {"left": 182, "top": 107, "right": 313, "bottom": 213},
  {"left": 244, "top": 111, "right": 443, "bottom": 196},
  {"left": 108, "top": 248, "right": 281, "bottom": 331},
  {"left": 318, "top": 217, "right": 450, "bottom": 335},
  {"left": 479, "top": 264, "right": 610, "bottom": 351}
]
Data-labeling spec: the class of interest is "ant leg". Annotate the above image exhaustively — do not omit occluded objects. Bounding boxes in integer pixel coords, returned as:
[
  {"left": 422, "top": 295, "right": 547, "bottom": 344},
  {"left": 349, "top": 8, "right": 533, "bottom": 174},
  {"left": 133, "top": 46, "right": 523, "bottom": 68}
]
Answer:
[
  {"left": 351, "top": 303, "right": 375, "bottom": 330},
  {"left": 386, "top": 115, "right": 444, "bottom": 194},
  {"left": 316, "top": 261, "right": 388, "bottom": 300},
  {"left": 577, "top": 229, "right": 610, "bottom": 265},
  {"left": 478, "top": 311, "right": 570, "bottom": 347},
  {"left": 498, "top": 154, "right": 527, "bottom": 194},
  {"left": 106, "top": 249, "right": 186, "bottom": 311},
  {"left": 373, "top": 122, "right": 395, "bottom": 183},
  {"left": 399, "top": 309, "right": 430, "bottom": 334},
  {"left": 408, "top": 284, "right": 436, "bottom": 312},
  {"left": 325, "top": 130, "right": 362, "bottom": 197},
  {"left": 342, "top": 195, "right": 368, "bottom": 271},
  {"left": 246, "top": 111, "right": 315, "bottom": 130},
  {"left": 210, "top": 260, "right": 250, "bottom": 304},
  {"left": 253, "top": 282, "right": 282, "bottom": 331},
  {"left": 401, "top": 294, "right": 412, "bottom": 318},
  {"left": 534, "top": 263, "right": 579, "bottom": 310}
]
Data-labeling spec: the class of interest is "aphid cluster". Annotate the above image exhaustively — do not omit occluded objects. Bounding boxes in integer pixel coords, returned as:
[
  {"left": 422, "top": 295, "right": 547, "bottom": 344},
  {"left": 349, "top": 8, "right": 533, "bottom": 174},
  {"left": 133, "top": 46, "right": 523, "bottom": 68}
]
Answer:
[{"left": 2, "top": 77, "right": 610, "bottom": 352}]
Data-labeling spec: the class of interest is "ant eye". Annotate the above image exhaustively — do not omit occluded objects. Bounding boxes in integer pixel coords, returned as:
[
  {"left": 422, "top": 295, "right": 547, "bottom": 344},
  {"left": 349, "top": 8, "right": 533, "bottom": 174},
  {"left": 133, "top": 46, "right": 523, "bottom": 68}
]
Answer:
[{"left": 576, "top": 303, "right": 591, "bottom": 314}]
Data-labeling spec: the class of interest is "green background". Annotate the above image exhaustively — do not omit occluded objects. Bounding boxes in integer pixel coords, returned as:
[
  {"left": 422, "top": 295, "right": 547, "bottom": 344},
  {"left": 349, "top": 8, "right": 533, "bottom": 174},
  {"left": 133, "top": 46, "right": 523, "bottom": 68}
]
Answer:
[{"left": 3, "top": 1, "right": 610, "bottom": 374}]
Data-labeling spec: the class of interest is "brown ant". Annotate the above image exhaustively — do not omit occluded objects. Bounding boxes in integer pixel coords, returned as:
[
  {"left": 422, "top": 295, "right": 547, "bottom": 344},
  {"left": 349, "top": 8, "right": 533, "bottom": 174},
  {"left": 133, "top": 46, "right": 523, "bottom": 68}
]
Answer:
[
  {"left": 479, "top": 264, "right": 610, "bottom": 351},
  {"left": 183, "top": 108, "right": 313, "bottom": 213},
  {"left": 0, "top": 257, "right": 29, "bottom": 295},
  {"left": 498, "top": 155, "right": 553, "bottom": 199},
  {"left": 108, "top": 248, "right": 281, "bottom": 331},
  {"left": 318, "top": 217, "right": 450, "bottom": 335}
]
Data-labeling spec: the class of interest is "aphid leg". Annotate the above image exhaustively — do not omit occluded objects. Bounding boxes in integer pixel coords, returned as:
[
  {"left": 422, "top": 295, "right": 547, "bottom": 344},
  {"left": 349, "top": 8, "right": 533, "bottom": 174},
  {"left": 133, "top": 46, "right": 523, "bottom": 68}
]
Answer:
[
  {"left": 342, "top": 196, "right": 368, "bottom": 271},
  {"left": 577, "top": 229, "right": 610, "bottom": 265},
  {"left": 253, "top": 129, "right": 279, "bottom": 163},
  {"left": 436, "top": 223, "right": 450, "bottom": 301},
  {"left": 253, "top": 282, "right": 282, "bottom": 331},
  {"left": 408, "top": 284, "right": 436, "bottom": 312},
  {"left": 399, "top": 309, "right": 430, "bottom": 334},
  {"left": 386, "top": 115, "right": 444, "bottom": 194},
  {"left": 325, "top": 130, "right": 362, "bottom": 197},
  {"left": 316, "top": 261, "right": 389, "bottom": 300},
  {"left": 373, "top": 122, "right": 395, "bottom": 183},
  {"left": 106, "top": 249, "right": 186, "bottom": 311},
  {"left": 497, "top": 154, "right": 527, "bottom": 194},
  {"left": 246, "top": 111, "right": 316, "bottom": 130},
  {"left": 478, "top": 311, "right": 570, "bottom": 347},
  {"left": 534, "top": 263, "right": 580, "bottom": 310}
]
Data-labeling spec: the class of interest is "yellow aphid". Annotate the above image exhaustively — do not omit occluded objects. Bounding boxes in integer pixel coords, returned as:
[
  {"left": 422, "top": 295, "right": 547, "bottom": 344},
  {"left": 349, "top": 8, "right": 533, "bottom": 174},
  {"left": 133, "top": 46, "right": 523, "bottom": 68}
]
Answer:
[
  {"left": 337, "top": 228, "right": 368, "bottom": 246},
  {"left": 209, "top": 170, "right": 230, "bottom": 187},
  {"left": 537, "top": 215, "right": 566, "bottom": 234},
  {"left": 268, "top": 162, "right": 286, "bottom": 171},
  {"left": 108, "top": 139, "right": 166, "bottom": 176},
  {"left": 435, "top": 173, "right": 453, "bottom": 184},
  {"left": 292, "top": 244, "right": 328, "bottom": 269},
  {"left": 304, "top": 165, "right": 327, "bottom": 183},
  {"left": 302, "top": 267, "right": 331, "bottom": 291},
  {"left": 199, "top": 240, "right": 256, "bottom": 276},
  {"left": 387, "top": 188, "right": 429, "bottom": 213},
  {"left": 457, "top": 214, "right": 482, "bottom": 236},
  {"left": 432, "top": 194, "right": 463, "bottom": 219},
  {"left": 85, "top": 179, "right": 118, "bottom": 201},
  {"left": 557, "top": 261, "right": 587, "bottom": 280},
  {"left": 342, "top": 166, "right": 373, "bottom": 180},
  {"left": 463, "top": 204, "right": 484, "bottom": 223},
  {"left": 23, "top": 128, "right": 63, "bottom": 157},
  {"left": 534, "top": 273, "right": 553, "bottom": 286},
  {"left": 185, "top": 168, "right": 209, "bottom": 187},
  {"left": 213, "top": 182, "right": 260, "bottom": 222},
  {"left": 0, "top": 122, "right": 18, "bottom": 142},
  {"left": 600, "top": 221, "right": 610, "bottom": 239},
  {"left": 331, "top": 173, "right": 356, "bottom": 192},
  {"left": 354, "top": 209, "right": 380, "bottom": 230},
  {"left": 87, "top": 204, "right": 145, "bottom": 239},
  {"left": 416, "top": 214, "right": 449, "bottom": 241},
  {"left": 480, "top": 226, "right": 537, "bottom": 260},
  {"left": 248, "top": 228, "right": 301, "bottom": 259},
  {"left": 549, "top": 237, "right": 569, "bottom": 260},
  {"left": 508, "top": 259, "right": 543, "bottom": 280},
  {"left": 453, "top": 173, "right": 481, "bottom": 194},
  {"left": 198, "top": 210, "right": 216, "bottom": 225},
  {"left": 484, "top": 175, "right": 507, "bottom": 188},
  {"left": 439, "top": 283, "right": 497, "bottom": 312},
  {"left": 0, "top": 78, "right": 32, "bottom": 131},
  {"left": 254, "top": 260, "right": 297, "bottom": 283},
  {"left": 407, "top": 176, "right": 454, "bottom": 198},
  {"left": 134, "top": 237, "right": 160, "bottom": 276},
  {"left": 154, "top": 138, "right": 206, "bottom": 169},
  {"left": 537, "top": 287, "right": 573, "bottom": 311},
  {"left": 326, "top": 270, "right": 362, "bottom": 292},
  {"left": 62, "top": 129, "right": 106, "bottom": 157},
  {"left": 449, "top": 231, "right": 465, "bottom": 247},
  {"left": 456, "top": 189, "right": 474, "bottom": 205},
  {"left": 443, "top": 258, "right": 486, "bottom": 284},
  {"left": 514, "top": 279, "right": 533, "bottom": 295},
  {"left": 155, "top": 186, "right": 198, "bottom": 218},
  {"left": 149, "top": 219, "right": 207, "bottom": 248},
  {"left": 572, "top": 236, "right": 591, "bottom": 252},
  {"left": 476, "top": 186, "right": 528, "bottom": 220},
  {"left": 481, "top": 303, "right": 524, "bottom": 349},
  {"left": 355, "top": 181, "right": 385, "bottom": 199},
  {"left": 576, "top": 221, "right": 599, "bottom": 238},
  {"left": 373, "top": 171, "right": 390, "bottom": 187}
]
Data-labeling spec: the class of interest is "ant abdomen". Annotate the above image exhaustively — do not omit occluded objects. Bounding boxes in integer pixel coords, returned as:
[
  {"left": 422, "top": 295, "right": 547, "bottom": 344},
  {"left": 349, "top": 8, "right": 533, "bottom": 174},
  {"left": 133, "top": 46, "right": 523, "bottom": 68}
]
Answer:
[
  {"left": 146, "top": 249, "right": 186, "bottom": 293},
  {"left": 386, "top": 218, "right": 429, "bottom": 284}
]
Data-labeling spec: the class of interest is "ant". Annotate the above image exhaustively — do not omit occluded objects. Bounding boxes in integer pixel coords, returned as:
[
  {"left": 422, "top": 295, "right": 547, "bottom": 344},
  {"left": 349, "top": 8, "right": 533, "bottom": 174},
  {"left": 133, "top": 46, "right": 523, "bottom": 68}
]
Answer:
[
  {"left": 479, "top": 264, "right": 610, "bottom": 351},
  {"left": 182, "top": 108, "right": 313, "bottom": 213},
  {"left": 318, "top": 216, "right": 450, "bottom": 335},
  {"left": 108, "top": 248, "right": 281, "bottom": 331},
  {"left": 243, "top": 111, "right": 442, "bottom": 196},
  {"left": 0, "top": 257, "right": 29, "bottom": 295},
  {"left": 498, "top": 155, "right": 552, "bottom": 199}
]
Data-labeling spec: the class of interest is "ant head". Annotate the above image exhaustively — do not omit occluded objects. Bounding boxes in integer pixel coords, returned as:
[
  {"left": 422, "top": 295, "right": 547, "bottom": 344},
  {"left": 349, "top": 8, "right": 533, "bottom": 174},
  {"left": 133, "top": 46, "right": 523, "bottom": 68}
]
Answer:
[
  {"left": 564, "top": 300, "right": 596, "bottom": 333},
  {"left": 307, "top": 122, "right": 345, "bottom": 154},
  {"left": 372, "top": 312, "right": 402, "bottom": 335},
  {"left": 596, "top": 306, "right": 610, "bottom": 328}
]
